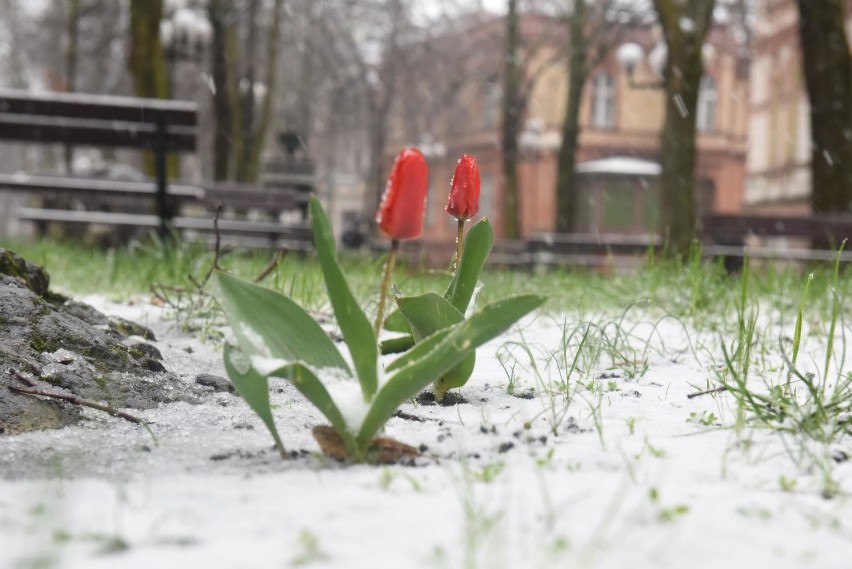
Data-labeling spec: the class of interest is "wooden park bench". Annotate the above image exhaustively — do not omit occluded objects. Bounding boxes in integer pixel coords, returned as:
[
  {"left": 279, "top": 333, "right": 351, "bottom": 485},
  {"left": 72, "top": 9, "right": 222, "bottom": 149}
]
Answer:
[
  {"left": 700, "top": 213, "right": 852, "bottom": 269},
  {"left": 371, "top": 233, "right": 660, "bottom": 271},
  {"left": 527, "top": 232, "right": 661, "bottom": 269},
  {"left": 0, "top": 89, "right": 312, "bottom": 249}
]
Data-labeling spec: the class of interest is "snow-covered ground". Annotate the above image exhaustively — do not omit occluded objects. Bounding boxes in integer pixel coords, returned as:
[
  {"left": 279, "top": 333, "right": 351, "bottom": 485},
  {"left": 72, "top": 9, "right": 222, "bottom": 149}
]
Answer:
[{"left": 2, "top": 295, "right": 852, "bottom": 569}]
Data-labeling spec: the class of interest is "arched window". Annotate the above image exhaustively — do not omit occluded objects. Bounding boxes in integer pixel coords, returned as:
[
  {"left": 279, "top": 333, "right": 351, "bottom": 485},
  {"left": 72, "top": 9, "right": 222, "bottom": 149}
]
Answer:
[
  {"left": 697, "top": 76, "right": 717, "bottom": 133},
  {"left": 590, "top": 73, "right": 615, "bottom": 128}
]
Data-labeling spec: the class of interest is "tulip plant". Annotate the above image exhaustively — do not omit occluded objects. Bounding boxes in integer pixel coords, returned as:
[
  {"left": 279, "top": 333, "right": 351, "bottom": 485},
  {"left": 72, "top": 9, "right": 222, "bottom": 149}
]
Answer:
[
  {"left": 381, "top": 153, "right": 491, "bottom": 400},
  {"left": 213, "top": 148, "right": 543, "bottom": 463}
]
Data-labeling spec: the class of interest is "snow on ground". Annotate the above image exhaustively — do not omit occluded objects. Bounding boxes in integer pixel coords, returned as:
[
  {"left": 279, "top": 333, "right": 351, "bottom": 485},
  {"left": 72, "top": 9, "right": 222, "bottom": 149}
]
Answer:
[{"left": 2, "top": 295, "right": 852, "bottom": 569}]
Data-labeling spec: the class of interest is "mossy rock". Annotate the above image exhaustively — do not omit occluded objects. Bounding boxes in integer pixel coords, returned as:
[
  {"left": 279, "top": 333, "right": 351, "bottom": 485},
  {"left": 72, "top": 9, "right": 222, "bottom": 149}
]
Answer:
[
  {"left": 0, "top": 250, "right": 205, "bottom": 435},
  {"left": 0, "top": 248, "right": 50, "bottom": 296}
]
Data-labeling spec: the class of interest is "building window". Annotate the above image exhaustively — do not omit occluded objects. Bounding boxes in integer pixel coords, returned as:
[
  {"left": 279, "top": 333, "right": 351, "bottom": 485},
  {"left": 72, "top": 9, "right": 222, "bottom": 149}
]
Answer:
[
  {"left": 696, "top": 75, "right": 717, "bottom": 133},
  {"left": 590, "top": 73, "right": 615, "bottom": 128}
]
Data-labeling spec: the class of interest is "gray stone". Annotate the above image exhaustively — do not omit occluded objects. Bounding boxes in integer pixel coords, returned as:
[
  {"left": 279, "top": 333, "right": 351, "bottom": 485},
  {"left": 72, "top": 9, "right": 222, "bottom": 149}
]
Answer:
[
  {"left": 0, "top": 248, "right": 50, "bottom": 297},
  {"left": 195, "top": 373, "right": 235, "bottom": 394},
  {"left": 0, "top": 251, "right": 205, "bottom": 436}
]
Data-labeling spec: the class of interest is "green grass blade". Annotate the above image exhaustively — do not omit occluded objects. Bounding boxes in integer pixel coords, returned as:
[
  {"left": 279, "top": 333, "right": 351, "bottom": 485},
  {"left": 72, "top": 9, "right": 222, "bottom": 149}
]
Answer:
[
  {"left": 223, "top": 343, "right": 287, "bottom": 458},
  {"left": 357, "top": 294, "right": 544, "bottom": 448},
  {"left": 213, "top": 271, "right": 350, "bottom": 372},
  {"left": 791, "top": 273, "right": 813, "bottom": 369},
  {"left": 824, "top": 240, "right": 846, "bottom": 383},
  {"left": 444, "top": 218, "right": 494, "bottom": 313},
  {"left": 309, "top": 196, "right": 379, "bottom": 398}
]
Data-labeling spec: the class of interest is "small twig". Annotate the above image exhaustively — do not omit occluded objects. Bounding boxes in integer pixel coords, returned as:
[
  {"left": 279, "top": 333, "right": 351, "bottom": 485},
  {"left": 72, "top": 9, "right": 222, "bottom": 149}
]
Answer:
[
  {"left": 253, "top": 248, "right": 289, "bottom": 283},
  {"left": 8, "top": 368, "right": 38, "bottom": 387},
  {"left": 8, "top": 385, "right": 148, "bottom": 425},
  {"left": 687, "top": 386, "right": 728, "bottom": 399},
  {"left": 198, "top": 204, "right": 224, "bottom": 287}
]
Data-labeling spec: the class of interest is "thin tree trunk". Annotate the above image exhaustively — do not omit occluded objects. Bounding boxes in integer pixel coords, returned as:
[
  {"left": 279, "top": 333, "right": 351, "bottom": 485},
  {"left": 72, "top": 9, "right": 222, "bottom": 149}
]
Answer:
[
  {"left": 501, "top": 0, "right": 522, "bottom": 239},
  {"left": 247, "top": 0, "right": 283, "bottom": 183},
  {"left": 236, "top": 0, "right": 259, "bottom": 183},
  {"left": 795, "top": 0, "right": 852, "bottom": 215},
  {"left": 128, "top": 0, "right": 174, "bottom": 177},
  {"left": 64, "top": 0, "right": 81, "bottom": 173},
  {"left": 366, "top": 0, "right": 403, "bottom": 217},
  {"left": 555, "top": 0, "right": 587, "bottom": 233},
  {"left": 209, "top": 0, "right": 232, "bottom": 181},
  {"left": 652, "top": 0, "right": 714, "bottom": 257}
]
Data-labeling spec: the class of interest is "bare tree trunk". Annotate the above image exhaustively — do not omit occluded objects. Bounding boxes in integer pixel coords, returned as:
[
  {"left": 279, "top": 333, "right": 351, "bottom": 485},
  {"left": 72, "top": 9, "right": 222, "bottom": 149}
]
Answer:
[
  {"left": 209, "top": 0, "right": 233, "bottom": 181},
  {"left": 555, "top": 0, "right": 587, "bottom": 233},
  {"left": 128, "top": 0, "right": 173, "bottom": 177},
  {"left": 365, "top": 0, "right": 403, "bottom": 218},
  {"left": 501, "top": 0, "right": 523, "bottom": 239},
  {"left": 795, "top": 0, "right": 852, "bottom": 215},
  {"left": 652, "top": 0, "right": 714, "bottom": 257},
  {"left": 295, "top": 3, "right": 316, "bottom": 151},
  {"left": 247, "top": 0, "right": 283, "bottom": 183},
  {"left": 236, "top": 0, "right": 259, "bottom": 183},
  {"left": 64, "top": 0, "right": 81, "bottom": 173}
]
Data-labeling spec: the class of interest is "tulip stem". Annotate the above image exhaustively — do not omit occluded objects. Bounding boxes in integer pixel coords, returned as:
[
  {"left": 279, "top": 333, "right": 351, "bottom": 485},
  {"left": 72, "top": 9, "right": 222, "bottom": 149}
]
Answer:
[
  {"left": 454, "top": 219, "right": 465, "bottom": 271},
  {"left": 375, "top": 239, "right": 400, "bottom": 337}
]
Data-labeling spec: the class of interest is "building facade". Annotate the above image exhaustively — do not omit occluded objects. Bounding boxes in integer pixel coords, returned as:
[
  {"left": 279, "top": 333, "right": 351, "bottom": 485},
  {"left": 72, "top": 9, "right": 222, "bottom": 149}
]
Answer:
[
  {"left": 745, "top": 0, "right": 852, "bottom": 214},
  {"left": 386, "top": 12, "right": 749, "bottom": 243}
]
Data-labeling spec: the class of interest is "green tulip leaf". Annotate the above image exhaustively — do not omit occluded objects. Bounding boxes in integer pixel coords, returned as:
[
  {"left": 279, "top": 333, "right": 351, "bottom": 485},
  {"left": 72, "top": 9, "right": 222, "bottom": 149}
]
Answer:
[
  {"left": 432, "top": 355, "right": 476, "bottom": 400},
  {"left": 380, "top": 308, "right": 414, "bottom": 355},
  {"left": 383, "top": 309, "right": 412, "bottom": 333},
  {"left": 379, "top": 334, "right": 416, "bottom": 354},
  {"left": 309, "top": 196, "right": 379, "bottom": 398},
  {"left": 357, "top": 294, "right": 544, "bottom": 448},
  {"left": 396, "top": 292, "right": 476, "bottom": 396},
  {"left": 247, "top": 355, "right": 354, "bottom": 452},
  {"left": 213, "top": 271, "right": 350, "bottom": 372},
  {"left": 223, "top": 342, "right": 286, "bottom": 458},
  {"left": 444, "top": 218, "right": 494, "bottom": 313},
  {"left": 397, "top": 292, "right": 465, "bottom": 341}
]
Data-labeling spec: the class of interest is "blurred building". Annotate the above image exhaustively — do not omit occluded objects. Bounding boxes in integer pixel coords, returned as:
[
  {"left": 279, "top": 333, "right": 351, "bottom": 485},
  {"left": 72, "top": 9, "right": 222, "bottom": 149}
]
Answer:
[
  {"left": 745, "top": 0, "right": 852, "bottom": 214},
  {"left": 386, "top": 11, "right": 749, "bottom": 242}
]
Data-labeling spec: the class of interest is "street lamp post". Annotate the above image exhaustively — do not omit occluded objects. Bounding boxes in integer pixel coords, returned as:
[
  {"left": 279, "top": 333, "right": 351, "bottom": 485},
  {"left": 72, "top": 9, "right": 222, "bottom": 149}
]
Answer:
[
  {"left": 160, "top": 1, "right": 212, "bottom": 97},
  {"left": 154, "top": 1, "right": 211, "bottom": 235}
]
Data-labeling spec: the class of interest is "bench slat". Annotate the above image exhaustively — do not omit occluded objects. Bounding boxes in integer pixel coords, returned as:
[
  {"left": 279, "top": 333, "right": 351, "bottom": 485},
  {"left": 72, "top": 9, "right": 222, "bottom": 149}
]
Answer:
[
  {"left": 0, "top": 173, "right": 201, "bottom": 199},
  {"left": 0, "top": 113, "right": 196, "bottom": 150},
  {"left": 702, "top": 213, "right": 852, "bottom": 242},
  {"left": 0, "top": 88, "right": 197, "bottom": 126},
  {"left": 16, "top": 208, "right": 311, "bottom": 239},
  {"left": 0, "top": 174, "right": 306, "bottom": 210}
]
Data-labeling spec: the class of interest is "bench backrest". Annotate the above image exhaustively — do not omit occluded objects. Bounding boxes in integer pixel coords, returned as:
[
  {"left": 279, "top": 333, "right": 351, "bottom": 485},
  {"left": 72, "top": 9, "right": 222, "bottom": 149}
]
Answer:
[
  {"left": 702, "top": 213, "right": 852, "bottom": 244},
  {"left": 0, "top": 88, "right": 197, "bottom": 151}
]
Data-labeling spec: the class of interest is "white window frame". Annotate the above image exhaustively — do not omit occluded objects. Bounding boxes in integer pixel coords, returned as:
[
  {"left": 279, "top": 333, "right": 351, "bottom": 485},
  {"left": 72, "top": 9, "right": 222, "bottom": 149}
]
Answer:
[
  {"left": 590, "top": 73, "right": 615, "bottom": 129},
  {"left": 697, "top": 75, "right": 718, "bottom": 133}
]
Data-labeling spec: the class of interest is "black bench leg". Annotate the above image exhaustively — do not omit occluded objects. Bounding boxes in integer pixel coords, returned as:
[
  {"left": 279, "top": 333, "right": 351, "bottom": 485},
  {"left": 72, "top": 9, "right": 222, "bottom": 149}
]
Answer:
[{"left": 155, "top": 111, "right": 173, "bottom": 238}]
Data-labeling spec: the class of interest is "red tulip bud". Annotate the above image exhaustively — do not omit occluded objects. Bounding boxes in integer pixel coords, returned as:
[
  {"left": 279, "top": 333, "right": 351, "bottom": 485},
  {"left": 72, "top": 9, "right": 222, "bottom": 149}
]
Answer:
[
  {"left": 375, "top": 148, "right": 429, "bottom": 240},
  {"left": 445, "top": 154, "right": 480, "bottom": 221}
]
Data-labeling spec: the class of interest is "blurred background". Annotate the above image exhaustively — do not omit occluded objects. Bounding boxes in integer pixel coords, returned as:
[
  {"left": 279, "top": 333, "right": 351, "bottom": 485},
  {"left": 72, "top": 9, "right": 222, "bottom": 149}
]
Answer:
[{"left": 0, "top": 0, "right": 849, "bottom": 254}]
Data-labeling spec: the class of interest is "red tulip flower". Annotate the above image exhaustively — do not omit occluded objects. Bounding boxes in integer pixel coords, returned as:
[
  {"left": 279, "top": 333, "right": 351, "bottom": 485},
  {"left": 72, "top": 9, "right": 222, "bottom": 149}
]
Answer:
[
  {"left": 375, "top": 148, "right": 429, "bottom": 240},
  {"left": 445, "top": 153, "right": 480, "bottom": 269},
  {"left": 373, "top": 147, "right": 429, "bottom": 335},
  {"left": 445, "top": 154, "right": 480, "bottom": 221}
]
